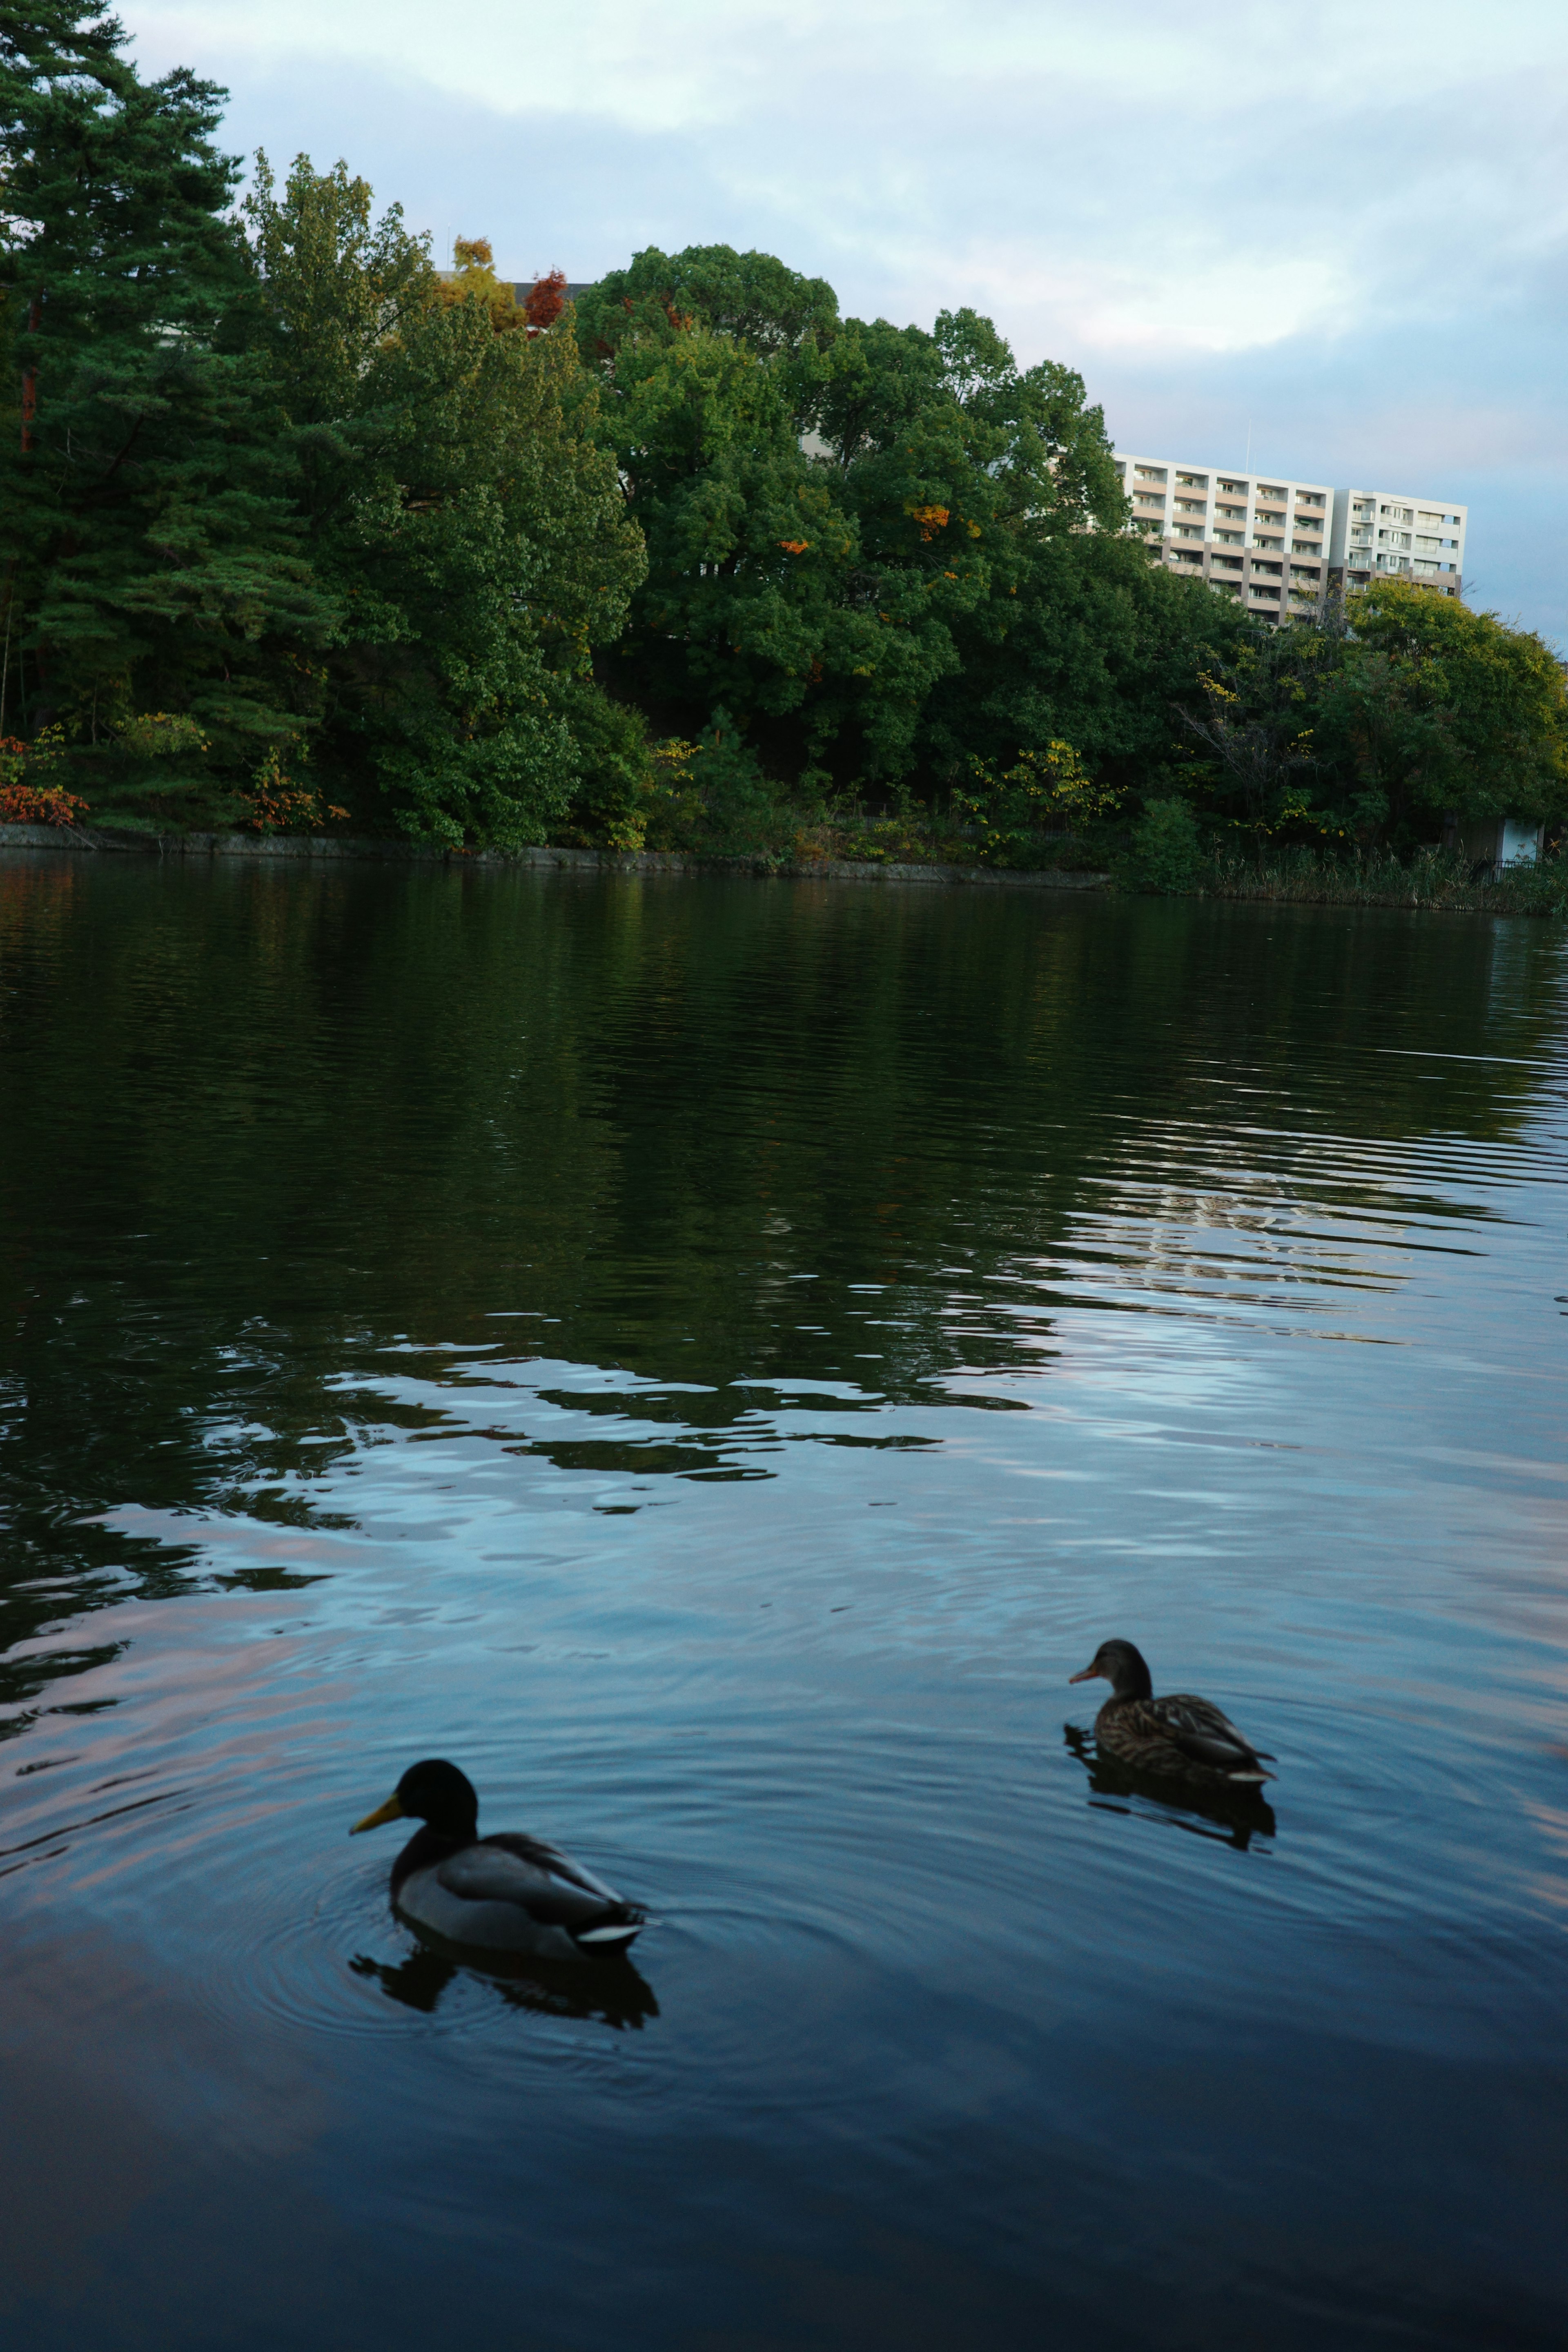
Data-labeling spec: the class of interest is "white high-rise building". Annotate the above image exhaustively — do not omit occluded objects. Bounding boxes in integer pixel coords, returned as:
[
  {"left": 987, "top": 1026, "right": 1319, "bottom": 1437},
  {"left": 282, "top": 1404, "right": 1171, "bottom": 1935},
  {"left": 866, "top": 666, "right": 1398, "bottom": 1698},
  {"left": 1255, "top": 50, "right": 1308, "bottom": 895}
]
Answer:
[
  {"left": 1112, "top": 455, "right": 1334, "bottom": 621},
  {"left": 1111, "top": 456, "right": 1467, "bottom": 617},
  {"left": 1327, "top": 490, "right": 1466, "bottom": 597}
]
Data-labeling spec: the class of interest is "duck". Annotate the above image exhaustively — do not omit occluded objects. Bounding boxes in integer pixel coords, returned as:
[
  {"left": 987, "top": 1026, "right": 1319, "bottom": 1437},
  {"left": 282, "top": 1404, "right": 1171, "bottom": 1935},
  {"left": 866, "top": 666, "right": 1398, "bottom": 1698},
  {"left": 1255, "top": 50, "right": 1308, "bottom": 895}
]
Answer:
[
  {"left": 1069, "top": 1639, "right": 1275, "bottom": 1784},
  {"left": 351, "top": 1758, "right": 647, "bottom": 1961}
]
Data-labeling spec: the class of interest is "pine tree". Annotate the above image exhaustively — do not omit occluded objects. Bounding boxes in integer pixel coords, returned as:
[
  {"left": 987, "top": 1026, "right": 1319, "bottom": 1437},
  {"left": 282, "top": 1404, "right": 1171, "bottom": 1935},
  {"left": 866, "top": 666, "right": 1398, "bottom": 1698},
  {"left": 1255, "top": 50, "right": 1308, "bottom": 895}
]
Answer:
[{"left": 0, "top": 5, "right": 339, "bottom": 826}]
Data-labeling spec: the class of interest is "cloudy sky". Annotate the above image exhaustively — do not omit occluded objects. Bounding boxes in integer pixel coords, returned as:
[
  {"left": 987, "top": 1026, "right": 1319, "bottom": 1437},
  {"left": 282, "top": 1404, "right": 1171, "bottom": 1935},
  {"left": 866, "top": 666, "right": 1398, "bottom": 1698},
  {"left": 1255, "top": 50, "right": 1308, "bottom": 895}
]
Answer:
[{"left": 127, "top": 0, "right": 1567, "bottom": 643}]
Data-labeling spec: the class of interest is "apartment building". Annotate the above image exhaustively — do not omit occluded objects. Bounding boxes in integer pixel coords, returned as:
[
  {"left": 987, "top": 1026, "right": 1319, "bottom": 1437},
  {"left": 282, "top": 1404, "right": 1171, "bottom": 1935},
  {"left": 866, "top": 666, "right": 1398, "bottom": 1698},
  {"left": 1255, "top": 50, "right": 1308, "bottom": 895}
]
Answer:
[
  {"left": 1328, "top": 490, "right": 1466, "bottom": 597},
  {"left": 1112, "top": 455, "right": 1334, "bottom": 621},
  {"left": 1111, "top": 458, "right": 1467, "bottom": 618}
]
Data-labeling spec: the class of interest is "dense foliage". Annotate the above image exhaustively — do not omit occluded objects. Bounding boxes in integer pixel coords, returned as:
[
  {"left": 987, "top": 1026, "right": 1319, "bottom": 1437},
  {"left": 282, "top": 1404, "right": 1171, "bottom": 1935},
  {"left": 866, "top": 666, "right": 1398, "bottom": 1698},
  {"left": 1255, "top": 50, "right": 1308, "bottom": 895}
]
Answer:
[{"left": 2, "top": 7, "right": 1564, "bottom": 863}]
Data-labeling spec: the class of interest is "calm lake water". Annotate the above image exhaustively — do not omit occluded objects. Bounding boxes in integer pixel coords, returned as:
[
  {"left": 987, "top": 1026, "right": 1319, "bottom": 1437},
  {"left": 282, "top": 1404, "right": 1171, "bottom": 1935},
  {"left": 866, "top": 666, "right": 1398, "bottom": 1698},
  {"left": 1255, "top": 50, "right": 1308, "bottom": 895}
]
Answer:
[{"left": 2, "top": 851, "right": 1566, "bottom": 2351}]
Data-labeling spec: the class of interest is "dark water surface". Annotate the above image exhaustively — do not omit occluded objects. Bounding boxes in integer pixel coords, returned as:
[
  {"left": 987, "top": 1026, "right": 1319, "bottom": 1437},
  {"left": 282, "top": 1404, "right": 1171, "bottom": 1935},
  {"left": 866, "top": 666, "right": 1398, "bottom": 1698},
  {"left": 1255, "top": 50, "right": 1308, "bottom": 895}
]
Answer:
[{"left": 2, "top": 853, "right": 1566, "bottom": 2350}]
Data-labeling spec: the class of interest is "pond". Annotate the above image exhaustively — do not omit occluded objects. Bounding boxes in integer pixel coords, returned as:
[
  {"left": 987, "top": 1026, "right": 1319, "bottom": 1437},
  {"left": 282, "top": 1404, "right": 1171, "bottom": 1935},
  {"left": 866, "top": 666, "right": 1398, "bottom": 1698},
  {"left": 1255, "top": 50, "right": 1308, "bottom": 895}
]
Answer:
[{"left": 2, "top": 852, "right": 1566, "bottom": 2351}]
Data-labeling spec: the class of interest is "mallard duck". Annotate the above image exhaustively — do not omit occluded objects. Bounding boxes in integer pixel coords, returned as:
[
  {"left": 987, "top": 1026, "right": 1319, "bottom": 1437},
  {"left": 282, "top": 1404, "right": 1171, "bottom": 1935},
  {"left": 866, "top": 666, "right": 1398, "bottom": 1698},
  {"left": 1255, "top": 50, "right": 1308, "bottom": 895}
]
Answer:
[
  {"left": 351, "top": 1758, "right": 647, "bottom": 1960},
  {"left": 1069, "top": 1639, "right": 1275, "bottom": 1784}
]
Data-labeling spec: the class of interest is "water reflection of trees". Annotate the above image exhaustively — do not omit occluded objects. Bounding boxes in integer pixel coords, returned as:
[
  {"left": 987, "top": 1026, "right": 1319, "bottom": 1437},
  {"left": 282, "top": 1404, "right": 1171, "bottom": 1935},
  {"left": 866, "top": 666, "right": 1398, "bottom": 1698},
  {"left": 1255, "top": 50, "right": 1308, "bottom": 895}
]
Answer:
[{"left": 1, "top": 854, "right": 1563, "bottom": 1725}]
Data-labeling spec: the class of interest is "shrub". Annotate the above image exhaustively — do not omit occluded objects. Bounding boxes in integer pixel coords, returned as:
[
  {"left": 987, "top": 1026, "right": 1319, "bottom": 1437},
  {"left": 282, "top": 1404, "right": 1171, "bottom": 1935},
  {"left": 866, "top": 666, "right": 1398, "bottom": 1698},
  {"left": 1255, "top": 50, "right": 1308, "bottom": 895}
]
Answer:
[
  {"left": 0, "top": 731, "right": 91, "bottom": 827},
  {"left": 1123, "top": 796, "right": 1205, "bottom": 893}
]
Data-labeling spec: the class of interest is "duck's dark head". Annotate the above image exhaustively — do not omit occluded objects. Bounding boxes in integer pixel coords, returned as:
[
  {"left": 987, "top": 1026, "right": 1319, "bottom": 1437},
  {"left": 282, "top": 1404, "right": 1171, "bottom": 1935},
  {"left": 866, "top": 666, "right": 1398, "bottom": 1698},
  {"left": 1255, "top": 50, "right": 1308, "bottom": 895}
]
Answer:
[
  {"left": 1069, "top": 1639, "right": 1153, "bottom": 1700},
  {"left": 350, "top": 1758, "right": 479, "bottom": 1841}
]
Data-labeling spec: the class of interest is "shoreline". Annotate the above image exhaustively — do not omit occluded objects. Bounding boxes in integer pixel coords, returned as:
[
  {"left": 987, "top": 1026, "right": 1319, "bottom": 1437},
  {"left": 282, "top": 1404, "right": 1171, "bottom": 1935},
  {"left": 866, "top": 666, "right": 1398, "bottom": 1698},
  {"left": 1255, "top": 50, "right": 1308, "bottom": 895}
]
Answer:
[
  {"left": 2, "top": 822, "right": 1560, "bottom": 917},
  {"left": 0, "top": 823, "right": 1110, "bottom": 891}
]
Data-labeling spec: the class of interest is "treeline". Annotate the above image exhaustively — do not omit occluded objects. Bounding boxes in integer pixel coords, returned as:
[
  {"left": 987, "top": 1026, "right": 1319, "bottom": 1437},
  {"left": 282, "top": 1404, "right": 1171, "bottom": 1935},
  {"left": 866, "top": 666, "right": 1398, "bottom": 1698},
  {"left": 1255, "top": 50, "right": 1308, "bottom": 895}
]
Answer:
[{"left": 2, "top": 6, "right": 1565, "bottom": 861}]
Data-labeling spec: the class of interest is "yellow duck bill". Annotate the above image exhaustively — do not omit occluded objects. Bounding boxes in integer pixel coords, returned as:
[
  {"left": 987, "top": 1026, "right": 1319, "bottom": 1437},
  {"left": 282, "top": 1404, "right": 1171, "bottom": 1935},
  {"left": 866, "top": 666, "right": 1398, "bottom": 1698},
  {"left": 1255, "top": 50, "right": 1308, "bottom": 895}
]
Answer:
[{"left": 350, "top": 1793, "right": 405, "bottom": 1835}]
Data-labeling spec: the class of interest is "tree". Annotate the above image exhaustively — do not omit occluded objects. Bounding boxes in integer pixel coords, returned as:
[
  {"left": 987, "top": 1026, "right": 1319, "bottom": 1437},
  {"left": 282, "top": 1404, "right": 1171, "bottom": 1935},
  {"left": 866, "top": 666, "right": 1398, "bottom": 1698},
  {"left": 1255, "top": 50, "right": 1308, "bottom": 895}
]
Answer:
[
  {"left": 0, "top": 5, "right": 339, "bottom": 826},
  {"left": 245, "top": 156, "right": 646, "bottom": 844},
  {"left": 577, "top": 244, "right": 838, "bottom": 370},
  {"left": 579, "top": 247, "right": 1151, "bottom": 793},
  {"left": 1172, "top": 616, "right": 1341, "bottom": 851},
  {"left": 812, "top": 309, "right": 1134, "bottom": 783},
  {"left": 1318, "top": 579, "right": 1568, "bottom": 833},
  {"left": 927, "top": 529, "right": 1250, "bottom": 793},
  {"left": 523, "top": 269, "right": 568, "bottom": 335},
  {"left": 438, "top": 236, "right": 525, "bottom": 334},
  {"left": 588, "top": 314, "right": 861, "bottom": 744}
]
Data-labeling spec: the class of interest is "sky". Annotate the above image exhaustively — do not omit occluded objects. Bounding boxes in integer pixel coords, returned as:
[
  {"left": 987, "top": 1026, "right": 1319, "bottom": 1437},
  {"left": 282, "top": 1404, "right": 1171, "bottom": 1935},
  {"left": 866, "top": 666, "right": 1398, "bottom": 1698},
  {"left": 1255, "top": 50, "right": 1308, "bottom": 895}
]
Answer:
[{"left": 125, "top": 0, "right": 1568, "bottom": 644}]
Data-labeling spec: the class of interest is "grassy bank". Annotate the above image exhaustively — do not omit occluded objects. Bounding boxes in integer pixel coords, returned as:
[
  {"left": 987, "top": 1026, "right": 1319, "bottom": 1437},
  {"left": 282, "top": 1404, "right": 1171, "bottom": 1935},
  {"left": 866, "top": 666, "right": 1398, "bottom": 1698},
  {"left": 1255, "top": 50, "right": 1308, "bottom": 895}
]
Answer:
[{"left": 1168, "top": 843, "right": 1568, "bottom": 916}]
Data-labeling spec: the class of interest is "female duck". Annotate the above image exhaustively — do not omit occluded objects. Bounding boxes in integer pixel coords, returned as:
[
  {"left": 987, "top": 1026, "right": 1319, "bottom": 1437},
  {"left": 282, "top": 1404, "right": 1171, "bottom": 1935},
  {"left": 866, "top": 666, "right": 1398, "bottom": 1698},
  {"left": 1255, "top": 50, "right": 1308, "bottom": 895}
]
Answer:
[
  {"left": 1069, "top": 1639, "right": 1275, "bottom": 1784},
  {"left": 351, "top": 1758, "right": 646, "bottom": 1960}
]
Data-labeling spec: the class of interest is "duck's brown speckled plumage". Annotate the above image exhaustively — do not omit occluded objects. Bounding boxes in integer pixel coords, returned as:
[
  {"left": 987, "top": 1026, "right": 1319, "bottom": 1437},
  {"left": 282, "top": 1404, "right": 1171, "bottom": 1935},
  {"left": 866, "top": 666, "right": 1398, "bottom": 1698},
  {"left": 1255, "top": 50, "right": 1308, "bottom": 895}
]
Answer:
[{"left": 1070, "top": 1639, "right": 1275, "bottom": 1784}]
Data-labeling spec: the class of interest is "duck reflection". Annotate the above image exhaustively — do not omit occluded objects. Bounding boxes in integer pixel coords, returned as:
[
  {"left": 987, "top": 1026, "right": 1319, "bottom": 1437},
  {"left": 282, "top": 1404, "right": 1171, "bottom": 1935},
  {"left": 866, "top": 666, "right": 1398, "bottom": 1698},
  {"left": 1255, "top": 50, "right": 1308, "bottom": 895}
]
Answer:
[
  {"left": 350, "top": 1938, "right": 659, "bottom": 2029},
  {"left": 1063, "top": 1725, "right": 1276, "bottom": 1850}
]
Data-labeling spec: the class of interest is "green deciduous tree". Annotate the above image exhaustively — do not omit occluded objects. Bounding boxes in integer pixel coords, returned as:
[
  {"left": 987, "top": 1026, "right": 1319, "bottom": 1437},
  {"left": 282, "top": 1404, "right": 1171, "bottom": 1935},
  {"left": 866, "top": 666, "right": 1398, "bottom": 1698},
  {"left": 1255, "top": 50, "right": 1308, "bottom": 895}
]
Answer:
[
  {"left": 579, "top": 246, "right": 1165, "bottom": 796},
  {"left": 245, "top": 155, "right": 646, "bottom": 844},
  {"left": 1317, "top": 579, "right": 1568, "bottom": 833}
]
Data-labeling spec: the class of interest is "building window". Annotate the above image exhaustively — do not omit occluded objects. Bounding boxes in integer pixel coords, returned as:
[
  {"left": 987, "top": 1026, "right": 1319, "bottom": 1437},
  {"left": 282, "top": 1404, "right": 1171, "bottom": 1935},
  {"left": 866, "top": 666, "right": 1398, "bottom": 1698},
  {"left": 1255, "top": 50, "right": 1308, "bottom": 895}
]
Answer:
[
  {"left": 1136, "top": 466, "right": 1167, "bottom": 482},
  {"left": 1176, "top": 472, "right": 1208, "bottom": 488}
]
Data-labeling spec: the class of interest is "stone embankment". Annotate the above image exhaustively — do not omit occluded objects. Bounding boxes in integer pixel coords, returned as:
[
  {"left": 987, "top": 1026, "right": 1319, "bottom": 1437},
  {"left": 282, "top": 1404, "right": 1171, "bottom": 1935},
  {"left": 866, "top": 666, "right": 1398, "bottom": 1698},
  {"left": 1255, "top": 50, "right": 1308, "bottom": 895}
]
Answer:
[{"left": 0, "top": 824, "right": 1109, "bottom": 891}]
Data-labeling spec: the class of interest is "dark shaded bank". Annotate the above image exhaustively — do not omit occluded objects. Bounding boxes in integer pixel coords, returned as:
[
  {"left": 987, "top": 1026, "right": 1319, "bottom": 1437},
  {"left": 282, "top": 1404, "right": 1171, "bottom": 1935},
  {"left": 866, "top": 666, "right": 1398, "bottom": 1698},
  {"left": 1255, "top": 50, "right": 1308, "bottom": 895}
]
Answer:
[{"left": 0, "top": 823, "right": 1108, "bottom": 890}]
